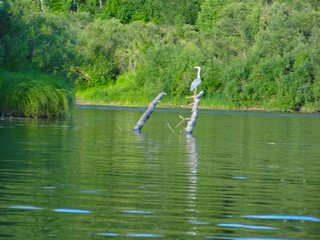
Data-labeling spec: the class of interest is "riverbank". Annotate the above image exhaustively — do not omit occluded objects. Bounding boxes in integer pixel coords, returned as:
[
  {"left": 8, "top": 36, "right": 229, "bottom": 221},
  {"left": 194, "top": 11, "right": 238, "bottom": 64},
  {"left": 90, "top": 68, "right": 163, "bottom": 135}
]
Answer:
[{"left": 75, "top": 92, "right": 320, "bottom": 114}]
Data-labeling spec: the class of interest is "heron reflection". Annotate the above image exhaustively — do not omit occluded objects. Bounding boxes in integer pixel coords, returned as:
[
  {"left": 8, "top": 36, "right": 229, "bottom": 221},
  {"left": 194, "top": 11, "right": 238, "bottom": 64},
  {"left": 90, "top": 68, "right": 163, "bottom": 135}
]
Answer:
[{"left": 186, "top": 134, "right": 199, "bottom": 235}]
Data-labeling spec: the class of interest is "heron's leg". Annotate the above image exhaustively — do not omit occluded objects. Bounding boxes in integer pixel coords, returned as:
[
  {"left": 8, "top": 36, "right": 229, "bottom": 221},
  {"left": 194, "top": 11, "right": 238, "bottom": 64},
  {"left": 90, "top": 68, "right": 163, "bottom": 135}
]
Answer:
[{"left": 194, "top": 90, "right": 197, "bottom": 96}]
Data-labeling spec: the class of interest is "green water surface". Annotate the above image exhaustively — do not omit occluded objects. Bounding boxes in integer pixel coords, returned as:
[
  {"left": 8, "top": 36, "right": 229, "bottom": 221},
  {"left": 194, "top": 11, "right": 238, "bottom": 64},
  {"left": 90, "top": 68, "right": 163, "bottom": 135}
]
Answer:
[{"left": 0, "top": 106, "right": 319, "bottom": 239}]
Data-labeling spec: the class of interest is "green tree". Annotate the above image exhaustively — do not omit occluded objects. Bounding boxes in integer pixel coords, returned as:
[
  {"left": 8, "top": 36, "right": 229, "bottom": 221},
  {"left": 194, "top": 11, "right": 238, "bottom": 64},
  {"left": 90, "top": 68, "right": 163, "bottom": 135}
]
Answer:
[
  {"left": 196, "top": 0, "right": 231, "bottom": 32},
  {"left": 73, "top": 18, "right": 122, "bottom": 88},
  {"left": 144, "top": 0, "right": 202, "bottom": 25},
  {"left": 197, "top": 1, "right": 261, "bottom": 104},
  {"left": 248, "top": 1, "right": 320, "bottom": 110}
]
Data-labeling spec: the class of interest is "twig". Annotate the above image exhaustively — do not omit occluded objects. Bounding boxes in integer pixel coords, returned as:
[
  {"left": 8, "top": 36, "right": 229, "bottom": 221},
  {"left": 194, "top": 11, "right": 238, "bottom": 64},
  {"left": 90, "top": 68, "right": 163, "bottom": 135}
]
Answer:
[
  {"left": 175, "top": 115, "right": 190, "bottom": 128},
  {"left": 166, "top": 123, "right": 175, "bottom": 134},
  {"left": 117, "top": 124, "right": 122, "bottom": 132}
]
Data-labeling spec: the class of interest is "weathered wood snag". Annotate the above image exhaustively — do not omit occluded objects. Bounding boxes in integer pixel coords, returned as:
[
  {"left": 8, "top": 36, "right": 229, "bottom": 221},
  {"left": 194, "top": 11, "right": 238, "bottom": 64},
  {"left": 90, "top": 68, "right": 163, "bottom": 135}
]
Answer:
[
  {"left": 133, "top": 92, "right": 167, "bottom": 133},
  {"left": 185, "top": 91, "right": 204, "bottom": 134}
]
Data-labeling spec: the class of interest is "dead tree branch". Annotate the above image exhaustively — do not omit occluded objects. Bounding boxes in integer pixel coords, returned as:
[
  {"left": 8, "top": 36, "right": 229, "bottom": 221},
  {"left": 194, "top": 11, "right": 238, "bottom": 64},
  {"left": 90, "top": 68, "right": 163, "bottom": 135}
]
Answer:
[
  {"left": 133, "top": 92, "right": 167, "bottom": 133},
  {"left": 185, "top": 91, "right": 204, "bottom": 134}
]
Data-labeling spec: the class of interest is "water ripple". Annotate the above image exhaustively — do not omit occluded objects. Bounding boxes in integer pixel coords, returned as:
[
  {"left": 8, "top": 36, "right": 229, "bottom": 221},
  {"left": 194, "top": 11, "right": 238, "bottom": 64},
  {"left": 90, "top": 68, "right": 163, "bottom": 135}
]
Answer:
[
  {"left": 78, "top": 189, "right": 102, "bottom": 194},
  {"left": 242, "top": 214, "right": 320, "bottom": 222},
  {"left": 204, "top": 236, "right": 295, "bottom": 240},
  {"left": 53, "top": 208, "right": 92, "bottom": 214},
  {"left": 121, "top": 209, "right": 154, "bottom": 214},
  {"left": 97, "top": 232, "right": 119, "bottom": 237},
  {"left": 189, "top": 220, "right": 211, "bottom": 225},
  {"left": 126, "top": 233, "right": 164, "bottom": 237},
  {"left": 232, "top": 176, "right": 248, "bottom": 180},
  {"left": 217, "top": 223, "right": 276, "bottom": 230},
  {"left": 9, "top": 205, "right": 43, "bottom": 210},
  {"left": 97, "top": 232, "right": 163, "bottom": 238}
]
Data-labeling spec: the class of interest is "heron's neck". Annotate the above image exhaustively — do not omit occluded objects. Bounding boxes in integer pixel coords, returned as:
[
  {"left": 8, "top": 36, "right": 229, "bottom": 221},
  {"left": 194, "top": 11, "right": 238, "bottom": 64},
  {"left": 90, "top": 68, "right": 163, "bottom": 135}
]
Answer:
[{"left": 197, "top": 68, "right": 201, "bottom": 79}]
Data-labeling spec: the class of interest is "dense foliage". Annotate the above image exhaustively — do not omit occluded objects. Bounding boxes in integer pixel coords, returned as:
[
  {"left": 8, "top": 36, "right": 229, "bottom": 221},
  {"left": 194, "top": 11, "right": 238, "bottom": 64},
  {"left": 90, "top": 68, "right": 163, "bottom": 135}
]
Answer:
[{"left": 0, "top": 0, "right": 319, "bottom": 113}]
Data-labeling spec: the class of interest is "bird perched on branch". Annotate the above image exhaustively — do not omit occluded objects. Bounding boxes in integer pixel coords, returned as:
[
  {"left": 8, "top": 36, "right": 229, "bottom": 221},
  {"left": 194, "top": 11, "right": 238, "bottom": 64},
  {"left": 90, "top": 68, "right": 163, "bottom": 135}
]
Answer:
[{"left": 190, "top": 66, "right": 201, "bottom": 96}]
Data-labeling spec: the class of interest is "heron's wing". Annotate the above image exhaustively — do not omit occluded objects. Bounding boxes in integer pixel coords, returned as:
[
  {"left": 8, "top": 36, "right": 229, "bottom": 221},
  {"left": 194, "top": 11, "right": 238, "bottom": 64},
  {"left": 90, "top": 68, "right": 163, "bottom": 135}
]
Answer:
[
  {"left": 190, "top": 79, "right": 196, "bottom": 91},
  {"left": 190, "top": 78, "right": 201, "bottom": 91}
]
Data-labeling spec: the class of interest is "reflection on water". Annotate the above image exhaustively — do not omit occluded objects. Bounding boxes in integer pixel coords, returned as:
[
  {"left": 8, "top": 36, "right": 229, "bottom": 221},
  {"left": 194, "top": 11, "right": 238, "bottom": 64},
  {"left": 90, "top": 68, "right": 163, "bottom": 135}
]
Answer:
[
  {"left": 186, "top": 134, "right": 198, "bottom": 237},
  {"left": 0, "top": 106, "right": 320, "bottom": 239}
]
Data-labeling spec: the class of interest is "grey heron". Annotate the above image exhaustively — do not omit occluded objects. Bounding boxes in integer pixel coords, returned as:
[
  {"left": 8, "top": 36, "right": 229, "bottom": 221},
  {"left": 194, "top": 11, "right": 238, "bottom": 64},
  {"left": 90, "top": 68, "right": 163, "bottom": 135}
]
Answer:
[{"left": 190, "top": 66, "right": 201, "bottom": 96}]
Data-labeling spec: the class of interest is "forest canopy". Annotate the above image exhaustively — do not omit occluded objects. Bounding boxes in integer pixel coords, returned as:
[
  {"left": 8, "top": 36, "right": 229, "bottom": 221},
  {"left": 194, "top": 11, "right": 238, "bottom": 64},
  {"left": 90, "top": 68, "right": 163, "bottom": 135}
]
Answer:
[{"left": 1, "top": 0, "right": 320, "bottom": 114}]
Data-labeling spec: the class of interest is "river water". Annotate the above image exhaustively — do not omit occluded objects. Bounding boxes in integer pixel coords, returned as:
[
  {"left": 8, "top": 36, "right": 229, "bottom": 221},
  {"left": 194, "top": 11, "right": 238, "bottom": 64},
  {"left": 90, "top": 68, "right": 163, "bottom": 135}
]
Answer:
[{"left": 0, "top": 105, "right": 319, "bottom": 239}]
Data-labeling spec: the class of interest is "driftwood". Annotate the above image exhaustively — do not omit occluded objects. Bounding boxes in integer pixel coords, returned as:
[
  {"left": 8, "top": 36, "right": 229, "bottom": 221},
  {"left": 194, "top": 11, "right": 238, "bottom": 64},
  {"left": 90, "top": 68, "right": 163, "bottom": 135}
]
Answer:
[
  {"left": 185, "top": 91, "right": 204, "bottom": 134},
  {"left": 133, "top": 92, "right": 167, "bottom": 133}
]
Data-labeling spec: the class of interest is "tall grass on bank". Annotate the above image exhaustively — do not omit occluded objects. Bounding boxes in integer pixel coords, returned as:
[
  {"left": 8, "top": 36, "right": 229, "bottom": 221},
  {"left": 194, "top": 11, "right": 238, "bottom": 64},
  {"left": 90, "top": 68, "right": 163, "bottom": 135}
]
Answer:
[
  {"left": 76, "top": 86, "right": 240, "bottom": 110},
  {"left": 0, "top": 70, "right": 74, "bottom": 118},
  {"left": 76, "top": 87, "right": 151, "bottom": 106}
]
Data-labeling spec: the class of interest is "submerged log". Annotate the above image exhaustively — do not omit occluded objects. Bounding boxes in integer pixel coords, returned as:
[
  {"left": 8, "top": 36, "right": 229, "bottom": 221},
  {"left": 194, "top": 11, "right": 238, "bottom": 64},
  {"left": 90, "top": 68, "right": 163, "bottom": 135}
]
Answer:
[
  {"left": 185, "top": 91, "right": 204, "bottom": 134},
  {"left": 133, "top": 92, "right": 167, "bottom": 133}
]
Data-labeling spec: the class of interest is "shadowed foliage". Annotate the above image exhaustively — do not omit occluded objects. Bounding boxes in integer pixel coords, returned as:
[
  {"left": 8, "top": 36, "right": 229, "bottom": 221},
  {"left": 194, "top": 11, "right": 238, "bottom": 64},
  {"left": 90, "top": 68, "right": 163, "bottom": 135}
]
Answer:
[{"left": 0, "top": 0, "right": 319, "bottom": 113}]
